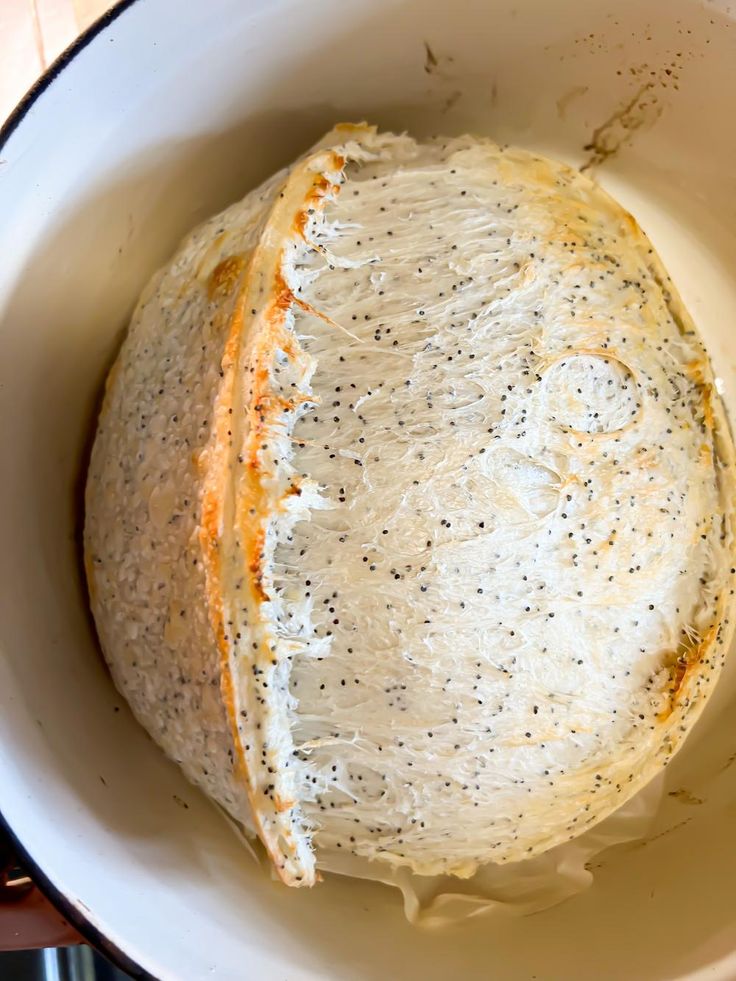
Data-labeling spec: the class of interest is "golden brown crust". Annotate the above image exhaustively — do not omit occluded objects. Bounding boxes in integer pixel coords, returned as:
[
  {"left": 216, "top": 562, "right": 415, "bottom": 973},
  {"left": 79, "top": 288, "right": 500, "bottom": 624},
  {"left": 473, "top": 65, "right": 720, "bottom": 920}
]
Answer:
[{"left": 196, "top": 143, "right": 357, "bottom": 884}]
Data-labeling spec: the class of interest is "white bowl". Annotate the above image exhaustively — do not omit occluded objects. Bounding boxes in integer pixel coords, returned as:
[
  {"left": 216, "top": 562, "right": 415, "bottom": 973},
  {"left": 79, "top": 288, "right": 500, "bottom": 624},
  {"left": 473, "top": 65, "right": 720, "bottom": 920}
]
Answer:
[{"left": 2, "top": 1, "right": 736, "bottom": 977}]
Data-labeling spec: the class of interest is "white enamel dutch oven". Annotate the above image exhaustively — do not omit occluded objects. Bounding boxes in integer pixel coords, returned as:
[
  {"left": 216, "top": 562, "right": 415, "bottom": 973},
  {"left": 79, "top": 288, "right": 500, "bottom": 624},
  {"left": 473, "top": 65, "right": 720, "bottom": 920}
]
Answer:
[{"left": 2, "top": 1, "right": 736, "bottom": 977}]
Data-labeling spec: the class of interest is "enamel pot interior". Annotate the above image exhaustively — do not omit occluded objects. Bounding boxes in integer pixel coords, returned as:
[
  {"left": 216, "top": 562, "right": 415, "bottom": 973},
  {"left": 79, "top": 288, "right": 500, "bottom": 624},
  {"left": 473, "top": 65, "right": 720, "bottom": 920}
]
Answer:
[{"left": 1, "top": 0, "right": 736, "bottom": 978}]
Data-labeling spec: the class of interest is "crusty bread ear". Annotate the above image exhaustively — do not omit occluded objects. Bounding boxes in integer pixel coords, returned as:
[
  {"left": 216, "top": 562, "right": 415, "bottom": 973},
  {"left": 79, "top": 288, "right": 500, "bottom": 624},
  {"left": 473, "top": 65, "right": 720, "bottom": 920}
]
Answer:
[
  {"left": 85, "top": 124, "right": 382, "bottom": 885},
  {"left": 87, "top": 124, "right": 736, "bottom": 887}
]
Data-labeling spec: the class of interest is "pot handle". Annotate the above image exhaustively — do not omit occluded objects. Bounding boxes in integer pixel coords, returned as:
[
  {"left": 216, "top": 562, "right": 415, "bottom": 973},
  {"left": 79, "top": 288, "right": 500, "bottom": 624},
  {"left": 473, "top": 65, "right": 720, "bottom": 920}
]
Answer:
[{"left": 0, "top": 833, "right": 82, "bottom": 951}]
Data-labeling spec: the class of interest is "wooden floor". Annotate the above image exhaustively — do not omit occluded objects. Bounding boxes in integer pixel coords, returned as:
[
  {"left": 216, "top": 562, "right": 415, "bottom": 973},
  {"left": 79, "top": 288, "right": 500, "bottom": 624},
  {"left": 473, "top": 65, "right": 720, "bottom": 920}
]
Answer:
[{"left": 1, "top": 0, "right": 113, "bottom": 122}]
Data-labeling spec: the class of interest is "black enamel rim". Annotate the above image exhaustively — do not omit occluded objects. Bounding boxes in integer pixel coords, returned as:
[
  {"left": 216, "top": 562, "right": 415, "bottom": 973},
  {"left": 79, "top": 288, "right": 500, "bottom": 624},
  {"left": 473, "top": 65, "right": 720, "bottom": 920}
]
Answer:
[
  {"left": 0, "top": 0, "right": 155, "bottom": 976},
  {"left": 0, "top": 815, "right": 151, "bottom": 978}
]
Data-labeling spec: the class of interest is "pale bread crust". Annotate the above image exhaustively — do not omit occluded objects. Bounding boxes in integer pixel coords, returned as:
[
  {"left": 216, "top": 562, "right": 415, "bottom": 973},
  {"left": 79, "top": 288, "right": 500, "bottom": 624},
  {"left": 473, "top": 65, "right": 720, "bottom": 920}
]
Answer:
[{"left": 86, "top": 125, "right": 736, "bottom": 886}]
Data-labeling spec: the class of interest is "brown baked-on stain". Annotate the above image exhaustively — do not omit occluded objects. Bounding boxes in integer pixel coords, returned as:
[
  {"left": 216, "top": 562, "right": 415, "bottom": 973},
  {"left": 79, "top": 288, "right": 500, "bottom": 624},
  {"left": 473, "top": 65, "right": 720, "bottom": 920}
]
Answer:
[
  {"left": 424, "top": 41, "right": 439, "bottom": 74},
  {"left": 207, "top": 254, "right": 246, "bottom": 301},
  {"left": 570, "top": 23, "right": 697, "bottom": 172},
  {"left": 668, "top": 788, "right": 704, "bottom": 806},
  {"left": 556, "top": 84, "right": 589, "bottom": 121},
  {"left": 580, "top": 81, "right": 661, "bottom": 172}
]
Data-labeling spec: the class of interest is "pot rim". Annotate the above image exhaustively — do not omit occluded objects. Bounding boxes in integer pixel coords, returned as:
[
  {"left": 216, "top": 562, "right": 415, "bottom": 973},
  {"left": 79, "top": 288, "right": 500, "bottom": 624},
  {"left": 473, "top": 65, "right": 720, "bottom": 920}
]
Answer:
[{"left": 0, "top": 6, "right": 155, "bottom": 974}]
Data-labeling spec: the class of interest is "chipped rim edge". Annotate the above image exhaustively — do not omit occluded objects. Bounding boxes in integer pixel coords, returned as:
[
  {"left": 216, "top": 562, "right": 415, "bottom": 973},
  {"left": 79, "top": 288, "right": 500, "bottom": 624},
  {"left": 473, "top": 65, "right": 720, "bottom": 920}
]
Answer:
[{"left": 0, "top": 1, "right": 157, "bottom": 976}]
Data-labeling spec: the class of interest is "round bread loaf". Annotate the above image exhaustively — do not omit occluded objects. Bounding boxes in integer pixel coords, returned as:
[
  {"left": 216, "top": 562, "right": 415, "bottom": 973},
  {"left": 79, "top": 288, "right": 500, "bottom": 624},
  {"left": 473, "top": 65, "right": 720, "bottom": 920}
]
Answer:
[{"left": 85, "top": 124, "right": 736, "bottom": 887}]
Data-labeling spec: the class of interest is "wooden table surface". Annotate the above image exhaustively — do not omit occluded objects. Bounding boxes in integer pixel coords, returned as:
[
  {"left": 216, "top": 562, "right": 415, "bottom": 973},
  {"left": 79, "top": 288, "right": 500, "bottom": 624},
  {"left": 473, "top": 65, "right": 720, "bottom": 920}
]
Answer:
[{"left": 1, "top": 0, "right": 114, "bottom": 123}]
